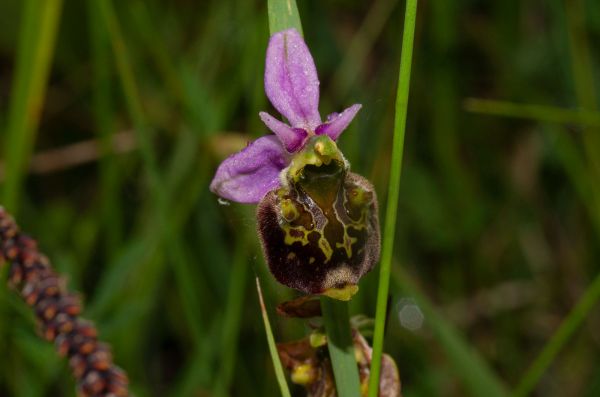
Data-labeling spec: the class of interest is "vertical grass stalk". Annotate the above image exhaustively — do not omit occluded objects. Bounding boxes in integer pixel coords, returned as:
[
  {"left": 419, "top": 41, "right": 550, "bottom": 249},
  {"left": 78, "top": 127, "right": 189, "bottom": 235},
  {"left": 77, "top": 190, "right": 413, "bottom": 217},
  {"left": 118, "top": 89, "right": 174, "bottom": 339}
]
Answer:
[
  {"left": 256, "top": 277, "right": 292, "bottom": 397},
  {"left": 2, "top": 0, "right": 63, "bottom": 214},
  {"left": 368, "top": 0, "right": 418, "bottom": 395}
]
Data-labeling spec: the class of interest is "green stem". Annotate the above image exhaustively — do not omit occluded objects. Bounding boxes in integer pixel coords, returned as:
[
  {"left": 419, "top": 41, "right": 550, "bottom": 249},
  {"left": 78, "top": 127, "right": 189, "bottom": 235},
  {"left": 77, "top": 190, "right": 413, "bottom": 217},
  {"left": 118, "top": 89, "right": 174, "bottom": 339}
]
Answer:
[
  {"left": 368, "top": 0, "right": 417, "bottom": 395},
  {"left": 267, "top": 0, "right": 303, "bottom": 35},
  {"left": 321, "top": 297, "right": 361, "bottom": 397}
]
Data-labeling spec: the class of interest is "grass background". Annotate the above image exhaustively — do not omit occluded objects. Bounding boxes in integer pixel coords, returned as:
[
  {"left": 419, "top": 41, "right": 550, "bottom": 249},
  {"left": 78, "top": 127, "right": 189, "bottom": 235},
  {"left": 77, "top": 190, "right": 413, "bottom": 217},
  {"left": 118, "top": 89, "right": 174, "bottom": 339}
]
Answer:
[{"left": 1, "top": 0, "right": 600, "bottom": 396}]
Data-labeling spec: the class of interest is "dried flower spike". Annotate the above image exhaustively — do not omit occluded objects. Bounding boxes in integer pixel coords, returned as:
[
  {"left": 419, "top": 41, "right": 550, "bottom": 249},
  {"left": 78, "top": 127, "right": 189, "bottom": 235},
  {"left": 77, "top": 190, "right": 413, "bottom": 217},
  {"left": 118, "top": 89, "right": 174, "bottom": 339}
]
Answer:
[
  {"left": 210, "top": 29, "right": 380, "bottom": 299},
  {"left": 0, "top": 206, "right": 129, "bottom": 397}
]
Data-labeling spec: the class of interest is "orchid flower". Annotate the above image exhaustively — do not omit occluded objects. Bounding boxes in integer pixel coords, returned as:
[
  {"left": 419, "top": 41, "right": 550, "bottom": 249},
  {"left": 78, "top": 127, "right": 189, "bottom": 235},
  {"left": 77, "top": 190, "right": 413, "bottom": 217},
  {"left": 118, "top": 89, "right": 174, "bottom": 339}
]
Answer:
[
  {"left": 210, "top": 29, "right": 379, "bottom": 298},
  {"left": 210, "top": 28, "right": 361, "bottom": 204}
]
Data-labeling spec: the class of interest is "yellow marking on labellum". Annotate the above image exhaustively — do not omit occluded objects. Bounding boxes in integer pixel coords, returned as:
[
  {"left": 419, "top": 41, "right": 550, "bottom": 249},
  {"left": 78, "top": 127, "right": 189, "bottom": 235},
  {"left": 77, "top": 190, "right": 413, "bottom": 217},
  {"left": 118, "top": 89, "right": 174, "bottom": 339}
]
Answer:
[
  {"left": 318, "top": 235, "right": 333, "bottom": 263},
  {"left": 309, "top": 257, "right": 315, "bottom": 264},
  {"left": 336, "top": 232, "right": 358, "bottom": 259},
  {"left": 282, "top": 225, "right": 310, "bottom": 246},
  {"left": 321, "top": 284, "right": 359, "bottom": 301},
  {"left": 280, "top": 198, "right": 299, "bottom": 222}
]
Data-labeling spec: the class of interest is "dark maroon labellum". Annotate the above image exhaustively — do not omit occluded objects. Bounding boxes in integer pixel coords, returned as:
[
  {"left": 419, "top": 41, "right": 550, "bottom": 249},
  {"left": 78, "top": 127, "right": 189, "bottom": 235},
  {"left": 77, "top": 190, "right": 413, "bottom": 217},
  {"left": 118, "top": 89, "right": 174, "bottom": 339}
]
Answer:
[{"left": 257, "top": 136, "right": 380, "bottom": 296}]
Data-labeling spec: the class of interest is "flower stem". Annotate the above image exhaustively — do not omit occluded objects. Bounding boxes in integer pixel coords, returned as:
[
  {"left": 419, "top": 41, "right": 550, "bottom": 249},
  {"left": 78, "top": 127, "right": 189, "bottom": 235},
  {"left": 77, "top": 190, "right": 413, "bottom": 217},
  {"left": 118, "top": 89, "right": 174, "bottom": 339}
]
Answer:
[
  {"left": 368, "top": 0, "right": 418, "bottom": 395},
  {"left": 267, "top": 0, "right": 303, "bottom": 36},
  {"left": 321, "top": 297, "right": 361, "bottom": 397}
]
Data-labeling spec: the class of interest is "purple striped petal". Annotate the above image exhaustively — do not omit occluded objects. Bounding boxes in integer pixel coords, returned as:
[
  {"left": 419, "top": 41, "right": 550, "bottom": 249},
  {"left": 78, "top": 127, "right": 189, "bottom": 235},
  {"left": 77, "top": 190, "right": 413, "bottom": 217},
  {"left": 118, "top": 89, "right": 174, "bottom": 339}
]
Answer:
[
  {"left": 259, "top": 111, "right": 308, "bottom": 152},
  {"left": 210, "top": 136, "right": 289, "bottom": 204},
  {"left": 264, "top": 29, "right": 321, "bottom": 131},
  {"left": 315, "top": 104, "right": 362, "bottom": 141}
]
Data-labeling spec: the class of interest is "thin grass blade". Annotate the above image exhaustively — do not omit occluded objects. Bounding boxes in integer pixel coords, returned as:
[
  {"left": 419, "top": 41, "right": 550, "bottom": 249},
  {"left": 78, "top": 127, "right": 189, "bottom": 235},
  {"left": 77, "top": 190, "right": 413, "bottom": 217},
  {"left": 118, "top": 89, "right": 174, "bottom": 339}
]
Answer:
[
  {"left": 368, "top": 0, "right": 418, "bottom": 395},
  {"left": 2, "top": 0, "right": 63, "bottom": 213},
  {"left": 464, "top": 98, "right": 600, "bottom": 127},
  {"left": 256, "top": 277, "right": 292, "bottom": 397}
]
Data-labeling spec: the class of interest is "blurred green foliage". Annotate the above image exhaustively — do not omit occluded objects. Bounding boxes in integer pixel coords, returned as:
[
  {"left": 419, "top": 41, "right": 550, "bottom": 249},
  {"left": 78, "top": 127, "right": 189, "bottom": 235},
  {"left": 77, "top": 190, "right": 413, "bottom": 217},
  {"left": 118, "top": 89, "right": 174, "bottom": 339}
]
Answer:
[{"left": 1, "top": 0, "right": 600, "bottom": 396}]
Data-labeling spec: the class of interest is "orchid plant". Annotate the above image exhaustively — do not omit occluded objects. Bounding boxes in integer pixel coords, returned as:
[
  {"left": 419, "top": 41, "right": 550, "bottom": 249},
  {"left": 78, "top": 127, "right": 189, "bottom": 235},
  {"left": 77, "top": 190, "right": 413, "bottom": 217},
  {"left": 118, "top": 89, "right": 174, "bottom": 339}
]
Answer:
[{"left": 210, "top": 29, "right": 380, "bottom": 300}]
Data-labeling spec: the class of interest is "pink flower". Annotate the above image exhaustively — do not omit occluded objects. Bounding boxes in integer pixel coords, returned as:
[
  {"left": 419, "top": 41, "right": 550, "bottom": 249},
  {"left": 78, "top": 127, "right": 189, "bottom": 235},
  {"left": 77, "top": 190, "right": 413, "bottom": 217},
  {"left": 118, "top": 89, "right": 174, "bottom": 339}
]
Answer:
[{"left": 210, "top": 29, "right": 361, "bottom": 203}]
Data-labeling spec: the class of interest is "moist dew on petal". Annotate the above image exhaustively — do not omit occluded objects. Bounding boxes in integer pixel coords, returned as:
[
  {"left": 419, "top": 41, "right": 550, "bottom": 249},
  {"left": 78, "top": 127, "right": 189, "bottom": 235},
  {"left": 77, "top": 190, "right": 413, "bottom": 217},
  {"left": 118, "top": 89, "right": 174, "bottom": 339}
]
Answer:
[{"left": 264, "top": 29, "right": 322, "bottom": 131}]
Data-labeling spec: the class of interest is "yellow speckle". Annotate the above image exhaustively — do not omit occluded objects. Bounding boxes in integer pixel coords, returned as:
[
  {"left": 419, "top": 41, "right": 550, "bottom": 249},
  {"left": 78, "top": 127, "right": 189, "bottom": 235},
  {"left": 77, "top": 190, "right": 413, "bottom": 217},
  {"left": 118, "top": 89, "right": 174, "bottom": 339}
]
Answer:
[
  {"left": 336, "top": 231, "right": 358, "bottom": 258},
  {"left": 291, "top": 364, "right": 315, "bottom": 385},
  {"left": 309, "top": 257, "right": 316, "bottom": 264},
  {"left": 355, "top": 346, "right": 367, "bottom": 364},
  {"left": 280, "top": 198, "right": 299, "bottom": 222},
  {"left": 282, "top": 224, "right": 310, "bottom": 246},
  {"left": 314, "top": 141, "right": 324, "bottom": 155},
  {"left": 322, "top": 284, "right": 359, "bottom": 301},
  {"left": 318, "top": 236, "right": 333, "bottom": 263},
  {"left": 309, "top": 332, "right": 327, "bottom": 348},
  {"left": 286, "top": 252, "right": 297, "bottom": 261}
]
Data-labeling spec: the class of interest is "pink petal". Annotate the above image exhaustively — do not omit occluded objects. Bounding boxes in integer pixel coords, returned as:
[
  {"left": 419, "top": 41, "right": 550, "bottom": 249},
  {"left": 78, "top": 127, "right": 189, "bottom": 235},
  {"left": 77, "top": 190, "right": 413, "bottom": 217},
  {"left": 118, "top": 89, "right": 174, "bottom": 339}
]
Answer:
[
  {"left": 315, "top": 104, "right": 362, "bottom": 141},
  {"left": 209, "top": 136, "right": 289, "bottom": 204},
  {"left": 259, "top": 111, "right": 308, "bottom": 152},
  {"left": 264, "top": 28, "right": 321, "bottom": 131}
]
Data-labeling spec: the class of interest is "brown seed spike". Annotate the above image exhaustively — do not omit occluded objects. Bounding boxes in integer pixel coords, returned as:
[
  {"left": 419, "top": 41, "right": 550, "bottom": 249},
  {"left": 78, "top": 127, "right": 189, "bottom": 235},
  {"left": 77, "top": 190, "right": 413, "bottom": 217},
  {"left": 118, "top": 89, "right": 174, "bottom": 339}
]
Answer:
[{"left": 0, "top": 207, "right": 130, "bottom": 396}]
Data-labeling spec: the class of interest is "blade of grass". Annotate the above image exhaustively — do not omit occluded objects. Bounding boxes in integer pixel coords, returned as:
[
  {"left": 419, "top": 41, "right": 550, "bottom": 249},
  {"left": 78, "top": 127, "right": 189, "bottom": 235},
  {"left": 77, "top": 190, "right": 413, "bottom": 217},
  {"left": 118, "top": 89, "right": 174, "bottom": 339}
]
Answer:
[
  {"left": 512, "top": 271, "right": 600, "bottom": 397},
  {"left": 392, "top": 266, "right": 509, "bottom": 397},
  {"left": 2, "top": 0, "right": 63, "bottom": 214},
  {"left": 368, "top": 0, "right": 417, "bottom": 395},
  {"left": 321, "top": 297, "right": 362, "bottom": 397},
  {"left": 213, "top": 234, "right": 250, "bottom": 397},
  {"left": 564, "top": 0, "right": 600, "bottom": 177},
  {"left": 256, "top": 277, "right": 291, "bottom": 397},
  {"left": 267, "top": 0, "right": 303, "bottom": 35},
  {"left": 464, "top": 98, "right": 600, "bottom": 127}
]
